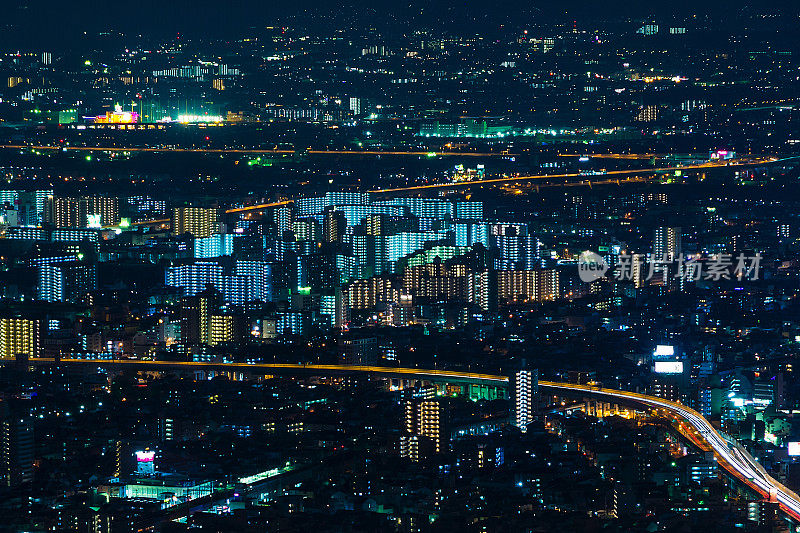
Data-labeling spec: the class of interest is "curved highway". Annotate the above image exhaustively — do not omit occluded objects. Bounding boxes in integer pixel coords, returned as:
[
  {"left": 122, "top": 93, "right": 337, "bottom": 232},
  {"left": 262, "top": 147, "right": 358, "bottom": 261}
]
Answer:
[
  {"left": 540, "top": 381, "right": 800, "bottom": 521},
  {"left": 12, "top": 357, "right": 800, "bottom": 520}
]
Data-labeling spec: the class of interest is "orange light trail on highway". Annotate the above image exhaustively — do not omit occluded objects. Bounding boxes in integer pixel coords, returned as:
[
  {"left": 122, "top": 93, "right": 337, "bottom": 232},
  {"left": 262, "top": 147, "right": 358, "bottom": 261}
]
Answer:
[
  {"left": 370, "top": 159, "right": 761, "bottom": 193},
  {"left": 0, "top": 145, "right": 509, "bottom": 158}
]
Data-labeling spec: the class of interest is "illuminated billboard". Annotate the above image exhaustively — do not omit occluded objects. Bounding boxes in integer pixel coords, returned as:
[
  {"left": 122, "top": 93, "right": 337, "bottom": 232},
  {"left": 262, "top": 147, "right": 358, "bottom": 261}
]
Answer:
[
  {"left": 135, "top": 451, "right": 155, "bottom": 462},
  {"left": 177, "top": 114, "right": 223, "bottom": 124},
  {"left": 653, "top": 345, "right": 675, "bottom": 357},
  {"left": 654, "top": 361, "right": 684, "bottom": 374},
  {"left": 789, "top": 442, "right": 800, "bottom": 456}
]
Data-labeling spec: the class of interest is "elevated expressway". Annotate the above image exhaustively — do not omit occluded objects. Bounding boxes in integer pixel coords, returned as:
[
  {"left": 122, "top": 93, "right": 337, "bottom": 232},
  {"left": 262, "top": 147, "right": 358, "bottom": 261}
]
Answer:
[
  {"left": 14, "top": 357, "right": 800, "bottom": 521},
  {"left": 543, "top": 382, "right": 800, "bottom": 521}
]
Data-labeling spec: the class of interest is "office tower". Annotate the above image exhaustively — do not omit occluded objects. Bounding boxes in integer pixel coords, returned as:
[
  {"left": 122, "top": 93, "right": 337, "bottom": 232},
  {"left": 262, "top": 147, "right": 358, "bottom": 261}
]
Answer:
[
  {"left": 0, "top": 318, "right": 40, "bottom": 359},
  {"left": 0, "top": 402, "right": 34, "bottom": 488},
  {"left": 171, "top": 207, "right": 219, "bottom": 238},
  {"left": 400, "top": 386, "right": 444, "bottom": 462},
  {"left": 323, "top": 208, "right": 347, "bottom": 243},
  {"left": 513, "top": 366, "right": 538, "bottom": 432},
  {"left": 38, "top": 262, "right": 97, "bottom": 302},
  {"left": 653, "top": 227, "right": 681, "bottom": 259}
]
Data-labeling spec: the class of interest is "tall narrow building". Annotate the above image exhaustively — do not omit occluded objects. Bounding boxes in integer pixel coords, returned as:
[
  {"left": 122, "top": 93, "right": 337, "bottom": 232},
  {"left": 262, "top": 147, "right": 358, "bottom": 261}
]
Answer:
[
  {"left": 513, "top": 366, "right": 538, "bottom": 432},
  {"left": 653, "top": 227, "right": 681, "bottom": 259},
  {"left": 0, "top": 401, "right": 34, "bottom": 488},
  {"left": 400, "top": 386, "right": 445, "bottom": 462}
]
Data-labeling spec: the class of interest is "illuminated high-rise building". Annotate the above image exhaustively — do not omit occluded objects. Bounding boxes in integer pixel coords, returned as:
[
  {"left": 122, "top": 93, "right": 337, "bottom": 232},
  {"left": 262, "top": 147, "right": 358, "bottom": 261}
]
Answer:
[
  {"left": 292, "top": 218, "right": 321, "bottom": 241},
  {"left": 179, "top": 288, "right": 221, "bottom": 345},
  {"left": 234, "top": 261, "right": 273, "bottom": 302},
  {"left": 365, "top": 213, "right": 385, "bottom": 236},
  {"left": 16, "top": 190, "right": 51, "bottom": 227},
  {"left": 209, "top": 315, "right": 235, "bottom": 346},
  {"left": 455, "top": 201, "right": 483, "bottom": 219},
  {"left": 537, "top": 269, "right": 559, "bottom": 301},
  {"left": 43, "top": 197, "right": 80, "bottom": 228},
  {"left": 165, "top": 262, "right": 223, "bottom": 297},
  {"left": 466, "top": 271, "right": 492, "bottom": 311},
  {"left": 349, "top": 97, "right": 362, "bottom": 116},
  {"left": 345, "top": 277, "right": 397, "bottom": 310},
  {"left": 43, "top": 196, "right": 119, "bottom": 228},
  {"left": 273, "top": 205, "right": 293, "bottom": 235},
  {"left": 323, "top": 208, "right": 347, "bottom": 243},
  {"left": 82, "top": 196, "right": 120, "bottom": 227},
  {"left": 400, "top": 386, "right": 445, "bottom": 462},
  {"left": 38, "top": 262, "right": 97, "bottom": 303},
  {"left": 0, "top": 401, "right": 34, "bottom": 488},
  {"left": 513, "top": 366, "right": 538, "bottom": 432},
  {"left": 222, "top": 274, "right": 251, "bottom": 305},
  {"left": 193, "top": 233, "right": 235, "bottom": 259},
  {"left": 654, "top": 227, "right": 681, "bottom": 259},
  {"left": 0, "top": 318, "right": 40, "bottom": 360},
  {"left": 402, "top": 261, "right": 468, "bottom": 302},
  {"left": 171, "top": 207, "right": 219, "bottom": 238},
  {"left": 497, "top": 269, "right": 559, "bottom": 304}
]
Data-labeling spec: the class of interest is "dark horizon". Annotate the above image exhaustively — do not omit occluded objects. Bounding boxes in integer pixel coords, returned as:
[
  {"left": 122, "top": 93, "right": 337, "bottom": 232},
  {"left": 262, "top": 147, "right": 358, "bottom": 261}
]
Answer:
[{"left": 4, "top": 0, "right": 798, "bottom": 47}]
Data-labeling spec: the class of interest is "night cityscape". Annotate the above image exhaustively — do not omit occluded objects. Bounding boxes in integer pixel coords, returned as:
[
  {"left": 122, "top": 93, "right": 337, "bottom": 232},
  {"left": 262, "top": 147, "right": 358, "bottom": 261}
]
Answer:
[{"left": 4, "top": 1, "right": 800, "bottom": 531}]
